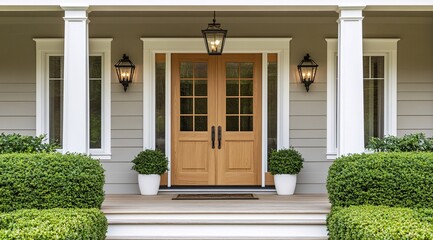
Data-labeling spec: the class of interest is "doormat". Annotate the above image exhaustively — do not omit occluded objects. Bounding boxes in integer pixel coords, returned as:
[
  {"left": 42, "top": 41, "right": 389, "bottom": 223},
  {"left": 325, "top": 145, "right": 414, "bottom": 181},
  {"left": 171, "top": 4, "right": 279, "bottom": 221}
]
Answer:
[{"left": 172, "top": 194, "right": 258, "bottom": 200}]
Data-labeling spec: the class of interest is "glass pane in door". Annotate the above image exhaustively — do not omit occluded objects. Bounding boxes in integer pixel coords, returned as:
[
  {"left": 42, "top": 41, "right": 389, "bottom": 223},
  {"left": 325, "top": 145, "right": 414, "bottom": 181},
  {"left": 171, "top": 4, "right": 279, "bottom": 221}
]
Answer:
[
  {"left": 179, "top": 62, "right": 208, "bottom": 132},
  {"left": 225, "top": 62, "right": 254, "bottom": 132}
]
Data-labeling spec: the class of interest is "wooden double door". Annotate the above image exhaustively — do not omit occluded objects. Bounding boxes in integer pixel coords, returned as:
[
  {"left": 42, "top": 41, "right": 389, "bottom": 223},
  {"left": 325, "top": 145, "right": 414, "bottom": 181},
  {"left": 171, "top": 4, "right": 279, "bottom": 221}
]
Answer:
[{"left": 171, "top": 54, "right": 262, "bottom": 185}]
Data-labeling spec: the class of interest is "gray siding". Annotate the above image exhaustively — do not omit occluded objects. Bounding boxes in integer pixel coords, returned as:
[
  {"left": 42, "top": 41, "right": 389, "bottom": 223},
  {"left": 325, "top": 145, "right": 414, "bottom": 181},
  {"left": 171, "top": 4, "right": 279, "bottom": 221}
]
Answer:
[{"left": 1, "top": 12, "right": 433, "bottom": 194}]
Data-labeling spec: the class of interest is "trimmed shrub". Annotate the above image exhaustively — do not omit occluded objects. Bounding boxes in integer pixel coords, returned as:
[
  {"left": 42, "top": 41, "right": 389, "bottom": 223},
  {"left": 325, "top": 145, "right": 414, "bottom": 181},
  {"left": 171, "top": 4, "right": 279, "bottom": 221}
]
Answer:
[
  {"left": 0, "top": 133, "right": 58, "bottom": 154},
  {"left": 367, "top": 133, "right": 433, "bottom": 152},
  {"left": 327, "top": 205, "right": 433, "bottom": 240},
  {"left": 132, "top": 149, "right": 169, "bottom": 175},
  {"left": 0, "top": 208, "right": 107, "bottom": 240},
  {"left": 0, "top": 153, "right": 105, "bottom": 212},
  {"left": 268, "top": 148, "right": 304, "bottom": 175},
  {"left": 327, "top": 152, "right": 433, "bottom": 208}
]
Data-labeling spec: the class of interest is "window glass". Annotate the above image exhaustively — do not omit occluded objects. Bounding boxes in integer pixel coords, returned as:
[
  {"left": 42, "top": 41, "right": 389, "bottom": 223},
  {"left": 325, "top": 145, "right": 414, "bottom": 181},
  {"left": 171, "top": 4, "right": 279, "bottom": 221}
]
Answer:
[
  {"left": 49, "top": 56, "right": 63, "bottom": 146},
  {"left": 89, "top": 56, "right": 102, "bottom": 148},
  {"left": 179, "top": 61, "right": 208, "bottom": 132},
  {"left": 225, "top": 62, "right": 254, "bottom": 132},
  {"left": 48, "top": 55, "right": 102, "bottom": 148},
  {"left": 364, "top": 56, "right": 384, "bottom": 146},
  {"left": 155, "top": 54, "right": 166, "bottom": 152},
  {"left": 267, "top": 54, "right": 278, "bottom": 156}
]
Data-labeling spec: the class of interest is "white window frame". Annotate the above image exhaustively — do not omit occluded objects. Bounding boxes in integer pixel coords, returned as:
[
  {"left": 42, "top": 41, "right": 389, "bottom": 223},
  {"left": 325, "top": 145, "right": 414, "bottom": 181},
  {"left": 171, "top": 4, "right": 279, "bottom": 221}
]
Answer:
[
  {"left": 326, "top": 38, "right": 399, "bottom": 159},
  {"left": 34, "top": 38, "right": 112, "bottom": 159},
  {"left": 141, "top": 38, "right": 291, "bottom": 187}
]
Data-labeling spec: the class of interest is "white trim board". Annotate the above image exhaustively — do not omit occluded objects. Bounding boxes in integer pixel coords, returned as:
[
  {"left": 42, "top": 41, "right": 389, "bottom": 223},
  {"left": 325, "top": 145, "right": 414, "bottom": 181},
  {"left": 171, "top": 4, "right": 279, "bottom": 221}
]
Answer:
[
  {"left": 34, "top": 38, "right": 112, "bottom": 159},
  {"left": 326, "top": 38, "right": 399, "bottom": 159},
  {"left": 141, "top": 38, "right": 292, "bottom": 187},
  {"left": 3, "top": 0, "right": 433, "bottom": 12}
]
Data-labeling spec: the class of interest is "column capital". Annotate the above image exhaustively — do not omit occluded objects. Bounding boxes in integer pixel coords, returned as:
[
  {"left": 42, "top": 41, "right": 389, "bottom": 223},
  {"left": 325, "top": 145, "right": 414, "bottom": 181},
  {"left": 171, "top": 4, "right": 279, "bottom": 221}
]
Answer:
[
  {"left": 337, "top": 5, "right": 364, "bottom": 22},
  {"left": 61, "top": 5, "right": 89, "bottom": 20}
]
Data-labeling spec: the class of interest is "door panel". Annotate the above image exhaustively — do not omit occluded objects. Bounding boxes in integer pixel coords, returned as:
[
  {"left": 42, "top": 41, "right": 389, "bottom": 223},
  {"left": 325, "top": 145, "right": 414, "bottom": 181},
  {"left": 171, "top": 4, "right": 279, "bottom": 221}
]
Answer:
[
  {"left": 171, "top": 54, "right": 217, "bottom": 185},
  {"left": 171, "top": 53, "right": 261, "bottom": 186},
  {"left": 217, "top": 54, "right": 262, "bottom": 185}
]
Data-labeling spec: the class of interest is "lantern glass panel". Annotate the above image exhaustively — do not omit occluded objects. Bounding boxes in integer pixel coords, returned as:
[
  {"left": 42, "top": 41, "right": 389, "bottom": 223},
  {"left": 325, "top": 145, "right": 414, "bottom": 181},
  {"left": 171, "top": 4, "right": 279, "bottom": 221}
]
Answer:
[{"left": 203, "top": 30, "right": 226, "bottom": 55}]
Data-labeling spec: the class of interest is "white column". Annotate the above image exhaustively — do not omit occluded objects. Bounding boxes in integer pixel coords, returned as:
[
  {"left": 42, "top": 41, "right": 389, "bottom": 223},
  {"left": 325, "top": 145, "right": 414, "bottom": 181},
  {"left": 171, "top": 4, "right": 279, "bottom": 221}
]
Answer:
[
  {"left": 337, "top": 6, "right": 365, "bottom": 156},
  {"left": 62, "top": 6, "right": 89, "bottom": 154}
]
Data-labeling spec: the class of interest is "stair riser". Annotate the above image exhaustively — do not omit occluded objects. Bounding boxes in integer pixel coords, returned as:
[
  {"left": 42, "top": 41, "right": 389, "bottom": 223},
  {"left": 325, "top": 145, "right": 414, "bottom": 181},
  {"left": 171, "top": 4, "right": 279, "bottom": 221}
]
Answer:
[{"left": 107, "top": 224, "right": 328, "bottom": 239}]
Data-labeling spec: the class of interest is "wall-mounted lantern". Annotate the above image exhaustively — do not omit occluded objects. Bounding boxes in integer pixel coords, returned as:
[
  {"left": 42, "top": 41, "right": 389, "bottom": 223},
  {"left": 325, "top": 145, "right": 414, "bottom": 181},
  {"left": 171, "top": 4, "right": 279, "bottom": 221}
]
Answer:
[
  {"left": 297, "top": 54, "right": 318, "bottom": 92},
  {"left": 201, "top": 11, "right": 228, "bottom": 55},
  {"left": 115, "top": 54, "right": 135, "bottom": 92}
]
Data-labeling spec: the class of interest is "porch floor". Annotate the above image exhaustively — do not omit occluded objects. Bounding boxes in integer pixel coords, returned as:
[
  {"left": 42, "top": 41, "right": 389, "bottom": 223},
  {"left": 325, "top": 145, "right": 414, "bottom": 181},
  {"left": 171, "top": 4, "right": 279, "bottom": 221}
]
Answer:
[
  {"left": 102, "top": 194, "right": 331, "bottom": 239},
  {"left": 102, "top": 194, "right": 331, "bottom": 214}
]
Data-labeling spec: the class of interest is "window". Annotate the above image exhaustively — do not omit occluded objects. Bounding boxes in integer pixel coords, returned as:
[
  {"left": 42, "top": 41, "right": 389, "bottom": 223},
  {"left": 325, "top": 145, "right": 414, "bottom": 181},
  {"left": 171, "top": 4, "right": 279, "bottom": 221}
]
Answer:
[
  {"left": 267, "top": 53, "right": 278, "bottom": 156},
  {"left": 35, "top": 39, "right": 112, "bottom": 159},
  {"left": 326, "top": 39, "right": 399, "bottom": 159},
  {"left": 363, "top": 56, "right": 385, "bottom": 145},
  {"left": 155, "top": 53, "right": 166, "bottom": 152}
]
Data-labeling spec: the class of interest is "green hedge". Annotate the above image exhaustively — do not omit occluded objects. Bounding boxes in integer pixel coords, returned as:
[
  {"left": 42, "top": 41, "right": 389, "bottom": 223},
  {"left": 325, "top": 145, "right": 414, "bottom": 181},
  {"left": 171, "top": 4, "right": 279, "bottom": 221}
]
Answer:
[
  {"left": 0, "top": 208, "right": 107, "bottom": 240},
  {"left": 0, "top": 133, "right": 58, "bottom": 154},
  {"left": 327, "top": 205, "right": 433, "bottom": 240},
  {"left": 327, "top": 152, "right": 433, "bottom": 208},
  {"left": 0, "top": 153, "right": 105, "bottom": 212},
  {"left": 367, "top": 133, "right": 433, "bottom": 152}
]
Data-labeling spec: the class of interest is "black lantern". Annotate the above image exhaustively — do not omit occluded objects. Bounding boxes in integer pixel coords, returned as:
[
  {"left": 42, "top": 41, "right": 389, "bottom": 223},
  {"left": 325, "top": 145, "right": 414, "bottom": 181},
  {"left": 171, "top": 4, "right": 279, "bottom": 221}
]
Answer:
[
  {"left": 201, "top": 11, "right": 228, "bottom": 55},
  {"left": 297, "top": 54, "right": 318, "bottom": 92},
  {"left": 114, "top": 54, "right": 135, "bottom": 92}
]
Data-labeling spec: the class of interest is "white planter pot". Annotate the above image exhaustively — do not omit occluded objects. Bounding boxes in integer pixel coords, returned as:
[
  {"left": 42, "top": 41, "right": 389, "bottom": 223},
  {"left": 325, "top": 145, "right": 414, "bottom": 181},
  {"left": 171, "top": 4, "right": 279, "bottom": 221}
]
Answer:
[
  {"left": 138, "top": 174, "right": 161, "bottom": 195},
  {"left": 274, "top": 174, "right": 297, "bottom": 195}
]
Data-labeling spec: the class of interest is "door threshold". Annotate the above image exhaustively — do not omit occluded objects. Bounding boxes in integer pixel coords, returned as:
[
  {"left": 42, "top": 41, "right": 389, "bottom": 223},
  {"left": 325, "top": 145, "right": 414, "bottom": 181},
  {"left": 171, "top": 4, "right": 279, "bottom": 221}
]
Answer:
[{"left": 159, "top": 186, "right": 276, "bottom": 194}]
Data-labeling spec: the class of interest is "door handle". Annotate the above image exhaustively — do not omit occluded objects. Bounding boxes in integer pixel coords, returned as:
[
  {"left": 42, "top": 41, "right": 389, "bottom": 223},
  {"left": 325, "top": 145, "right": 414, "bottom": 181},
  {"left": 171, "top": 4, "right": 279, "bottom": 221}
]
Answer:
[
  {"left": 211, "top": 126, "right": 215, "bottom": 149},
  {"left": 218, "top": 126, "right": 222, "bottom": 149}
]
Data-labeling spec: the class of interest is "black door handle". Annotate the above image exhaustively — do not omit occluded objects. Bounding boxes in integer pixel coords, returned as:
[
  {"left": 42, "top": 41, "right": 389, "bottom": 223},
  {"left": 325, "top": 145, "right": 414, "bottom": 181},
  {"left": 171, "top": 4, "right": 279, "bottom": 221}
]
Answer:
[
  {"left": 211, "top": 126, "right": 215, "bottom": 149},
  {"left": 218, "top": 126, "right": 222, "bottom": 149}
]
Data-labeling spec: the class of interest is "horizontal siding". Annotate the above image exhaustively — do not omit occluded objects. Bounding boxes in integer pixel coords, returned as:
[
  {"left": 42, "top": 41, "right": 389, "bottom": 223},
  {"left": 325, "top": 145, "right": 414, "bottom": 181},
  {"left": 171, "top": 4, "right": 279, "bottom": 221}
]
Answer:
[
  {"left": 397, "top": 101, "right": 433, "bottom": 116},
  {"left": 397, "top": 83, "right": 433, "bottom": 92},
  {"left": 0, "top": 130, "right": 35, "bottom": 135},
  {"left": 290, "top": 101, "right": 326, "bottom": 116},
  {"left": 104, "top": 184, "right": 140, "bottom": 194},
  {"left": 112, "top": 138, "right": 143, "bottom": 148},
  {"left": 290, "top": 116, "right": 326, "bottom": 130},
  {"left": 290, "top": 129, "right": 326, "bottom": 139},
  {"left": 0, "top": 83, "right": 36, "bottom": 93},
  {"left": 398, "top": 92, "right": 433, "bottom": 101},
  {"left": 295, "top": 184, "right": 327, "bottom": 194},
  {"left": 0, "top": 102, "right": 35, "bottom": 116},
  {"left": 110, "top": 147, "right": 143, "bottom": 162},
  {"left": 0, "top": 93, "right": 36, "bottom": 102},
  {"left": 290, "top": 138, "right": 326, "bottom": 148},
  {"left": 0, "top": 117, "right": 36, "bottom": 130},
  {"left": 112, "top": 116, "right": 143, "bottom": 130},
  {"left": 398, "top": 130, "right": 433, "bottom": 137},
  {"left": 112, "top": 129, "right": 143, "bottom": 139},
  {"left": 290, "top": 82, "right": 326, "bottom": 92},
  {"left": 397, "top": 116, "right": 433, "bottom": 130},
  {"left": 111, "top": 83, "right": 143, "bottom": 94},
  {"left": 112, "top": 102, "right": 142, "bottom": 116}
]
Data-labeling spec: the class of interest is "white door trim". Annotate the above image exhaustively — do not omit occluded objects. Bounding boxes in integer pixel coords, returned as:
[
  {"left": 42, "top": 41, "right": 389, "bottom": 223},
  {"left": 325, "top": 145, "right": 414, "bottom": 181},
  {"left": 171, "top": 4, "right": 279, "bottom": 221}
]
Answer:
[{"left": 141, "top": 38, "right": 292, "bottom": 187}]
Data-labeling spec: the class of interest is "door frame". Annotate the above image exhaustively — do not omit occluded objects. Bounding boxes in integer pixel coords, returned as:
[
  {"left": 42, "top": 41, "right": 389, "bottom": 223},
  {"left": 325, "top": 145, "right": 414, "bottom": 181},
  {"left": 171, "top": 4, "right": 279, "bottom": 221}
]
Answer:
[{"left": 141, "top": 38, "right": 292, "bottom": 187}]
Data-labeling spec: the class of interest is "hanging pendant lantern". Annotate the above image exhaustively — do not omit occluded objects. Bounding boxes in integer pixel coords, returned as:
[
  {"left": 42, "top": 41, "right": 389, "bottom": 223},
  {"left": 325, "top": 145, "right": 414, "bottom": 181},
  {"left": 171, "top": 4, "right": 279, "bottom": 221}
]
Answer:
[{"left": 201, "top": 11, "right": 228, "bottom": 55}]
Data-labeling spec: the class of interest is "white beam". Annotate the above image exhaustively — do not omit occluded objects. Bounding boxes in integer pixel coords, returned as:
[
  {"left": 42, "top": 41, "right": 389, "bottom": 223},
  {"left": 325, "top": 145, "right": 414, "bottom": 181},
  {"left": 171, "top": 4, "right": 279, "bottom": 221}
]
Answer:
[
  {"left": 61, "top": 6, "right": 89, "bottom": 154},
  {"left": 337, "top": 6, "right": 365, "bottom": 156}
]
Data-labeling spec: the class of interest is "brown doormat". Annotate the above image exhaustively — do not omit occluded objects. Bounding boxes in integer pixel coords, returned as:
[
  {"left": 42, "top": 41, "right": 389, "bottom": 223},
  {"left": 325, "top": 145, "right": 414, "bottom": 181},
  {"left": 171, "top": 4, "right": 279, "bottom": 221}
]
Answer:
[{"left": 172, "top": 193, "right": 258, "bottom": 200}]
